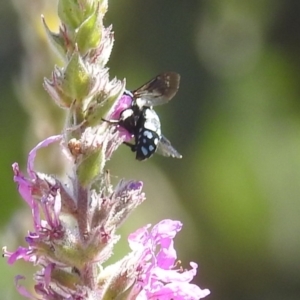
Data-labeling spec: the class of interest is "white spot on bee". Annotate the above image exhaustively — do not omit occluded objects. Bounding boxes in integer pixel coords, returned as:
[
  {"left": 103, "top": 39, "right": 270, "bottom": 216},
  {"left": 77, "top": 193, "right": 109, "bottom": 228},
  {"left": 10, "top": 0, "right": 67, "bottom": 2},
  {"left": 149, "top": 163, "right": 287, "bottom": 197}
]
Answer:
[
  {"left": 136, "top": 98, "right": 144, "bottom": 108},
  {"left": 139, "top": 127, "right": 143, "bottom": 132},
  {"left": 149, "top": 145, "right": 155, "bottom": 152},
  {"left": 143, "top": 130, "right": 153, "bottom": 139},
  {"left": 144, "top": 109, "right": 158, "bottom": 119},
  {"left": 141, "top": 146, "right": 148, "bottom": 156},
  {"left": 144, "top": 109, "right": 161, "bottom": 132},
  {"left": 120, "top": 109, "right": 133, "bottom": 120},
  {"left": 143, "top": 139, "right": 147, "bottom": 144},
  {"left": 154, "top": 138, "right": 159, "bottom": 145}
]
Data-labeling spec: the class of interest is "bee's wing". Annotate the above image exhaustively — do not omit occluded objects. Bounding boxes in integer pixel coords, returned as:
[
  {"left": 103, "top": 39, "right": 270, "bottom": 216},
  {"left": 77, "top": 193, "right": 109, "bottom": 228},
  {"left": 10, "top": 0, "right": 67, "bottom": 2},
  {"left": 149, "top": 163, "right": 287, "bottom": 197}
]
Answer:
[
  {"left": 132, "top": 72, "right": 180, "bottom": 107},
  {"left": 156, "top": 135, "right": 182, "bottom": 159}
]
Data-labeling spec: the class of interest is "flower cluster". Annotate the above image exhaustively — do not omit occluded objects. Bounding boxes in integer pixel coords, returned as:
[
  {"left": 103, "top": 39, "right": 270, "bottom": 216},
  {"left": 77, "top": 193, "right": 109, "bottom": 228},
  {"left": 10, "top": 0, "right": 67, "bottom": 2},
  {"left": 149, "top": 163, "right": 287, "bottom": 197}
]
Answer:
[{"left": 3, "top": 0, "right": 210, "bottom": 299}]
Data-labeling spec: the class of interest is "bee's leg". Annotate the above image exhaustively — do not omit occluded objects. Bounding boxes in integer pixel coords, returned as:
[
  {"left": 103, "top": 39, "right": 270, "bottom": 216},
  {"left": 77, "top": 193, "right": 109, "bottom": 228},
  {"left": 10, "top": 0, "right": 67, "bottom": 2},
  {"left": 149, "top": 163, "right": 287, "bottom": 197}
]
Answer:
[
  {"left": 101, "top": 118, "right": 119, "bottom": 124},
  {"left": 123, "top": 142, "right": 137, "bottom": 153}
]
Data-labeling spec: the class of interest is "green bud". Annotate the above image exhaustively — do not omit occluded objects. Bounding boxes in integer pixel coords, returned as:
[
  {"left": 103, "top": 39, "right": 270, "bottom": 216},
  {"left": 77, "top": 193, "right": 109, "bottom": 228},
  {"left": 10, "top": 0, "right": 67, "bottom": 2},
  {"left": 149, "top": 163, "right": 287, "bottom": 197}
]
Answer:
[
  {"left": 77, "top": 149, "right": 104, "bottom": 187},
  {"left": 86, "top": 79, "right": 125, "bottom": 126},
  {"left": 51, "top": 268, "right": 80, "bottom": 290},
  {"left": 58, "top": 0, "right": 83, "bottom": 29},
  {"left": 53, "top": 240, "right": 102, "bottom": 270},
  {"left": 99, "top": 261, "right": 136, "bottom": 300},
  {"left": 43, "top": 76, "right": 74, "bottom": 108},
  {"left": 102, "top": 282, "right": 135, "bottom": 300},
  {"left": 75, "top": 4, "right": 102, "bottom": 54},
  {"left": 58, "top": 0, "right": 95, "bottom": 30},
  {"left": 62, "top": 50, "right": 90, "bottom": 101}
]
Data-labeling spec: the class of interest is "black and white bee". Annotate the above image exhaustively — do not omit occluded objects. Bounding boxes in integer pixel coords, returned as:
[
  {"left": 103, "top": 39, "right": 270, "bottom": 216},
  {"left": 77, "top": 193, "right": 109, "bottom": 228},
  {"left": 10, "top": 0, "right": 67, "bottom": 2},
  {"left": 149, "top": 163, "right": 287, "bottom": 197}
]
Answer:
[{"left": 107, "top": 72, "right": 182, "bottom": 161}]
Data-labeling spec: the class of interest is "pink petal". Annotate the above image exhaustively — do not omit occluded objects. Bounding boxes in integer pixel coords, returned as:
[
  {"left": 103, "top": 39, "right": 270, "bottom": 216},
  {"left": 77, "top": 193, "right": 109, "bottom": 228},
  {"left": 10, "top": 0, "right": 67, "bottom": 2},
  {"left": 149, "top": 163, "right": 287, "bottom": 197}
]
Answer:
[
  {"left": 27, "top": 135, "right": 62, "bottom": 177},
  {"left": 12, "top": 163, "right": 34, "bottom": 207},
  {"left": 151, "top": 220, "right": 182, "bottom": 242},
  {"left": 128, "top": 224, "right": 151, "bottom": 249},
  {"left": 150, "top": 282, "right": 210, "bottom": 300},
  {"left": 44, "top": 264, "right": 54, "bottom": 288},
  {"left": 156, "top": 241, "right": 177, "bottom": 269},
  {"left": 151, "top": 263, "right": 197, "bottom": 283},
  {"left": 15, "top": 275, "right": 40, "bottom": 300},
  {"left": 110, "top": 93, "right": 132, "bottom": 120},
  {"left": 7, "top": 247, "right": 35, "bottom": 265}
]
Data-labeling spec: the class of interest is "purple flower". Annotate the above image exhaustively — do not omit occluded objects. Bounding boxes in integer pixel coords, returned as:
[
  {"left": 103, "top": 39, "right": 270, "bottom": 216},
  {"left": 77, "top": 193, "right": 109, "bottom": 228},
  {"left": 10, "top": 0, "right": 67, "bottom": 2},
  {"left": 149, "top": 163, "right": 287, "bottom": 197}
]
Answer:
[
  {"left": 3, "top": 135, "right": 148, "bottom": 299},
  {"left": 128, "top": 220, "right": 210, "bottom": 300},
  {"left": 4, "top": 144, "right": 209, "bottom": 300},
  {"left": 109, "top": 93, "right": 133, "bottom": 121},
  {"left": 4, "top": 135, "right": 64, "bottom": 265},
  {"left": 109, "top": 92, "right": 133, "bottom": 142}
]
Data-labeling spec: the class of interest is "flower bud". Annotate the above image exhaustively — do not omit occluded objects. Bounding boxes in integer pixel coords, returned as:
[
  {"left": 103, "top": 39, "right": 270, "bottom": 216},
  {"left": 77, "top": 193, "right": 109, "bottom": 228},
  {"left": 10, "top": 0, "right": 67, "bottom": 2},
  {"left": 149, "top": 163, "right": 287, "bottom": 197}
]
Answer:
[
  {"left": 77, "top": 148, "right": 104, "bottom": 187},
  {"left": 58, "top": 0, "right": 94, "bottom": 30},
  {"left": 75, "top": 4, "right": 102, "bottom": 54},
  {"left": 85, "top": 78, "right": 125, "bottom": 126},
  {"left": 62, "top": 49, "right": 91, "bottom": 101}
]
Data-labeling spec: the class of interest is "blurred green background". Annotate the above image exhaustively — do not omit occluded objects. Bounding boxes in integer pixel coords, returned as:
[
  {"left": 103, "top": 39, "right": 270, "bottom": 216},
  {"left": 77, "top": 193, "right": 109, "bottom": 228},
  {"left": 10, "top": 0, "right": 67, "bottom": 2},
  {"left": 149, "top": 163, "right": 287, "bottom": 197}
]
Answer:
[{"left": 1, "top": 0, "right": 300, "bottom": 299}]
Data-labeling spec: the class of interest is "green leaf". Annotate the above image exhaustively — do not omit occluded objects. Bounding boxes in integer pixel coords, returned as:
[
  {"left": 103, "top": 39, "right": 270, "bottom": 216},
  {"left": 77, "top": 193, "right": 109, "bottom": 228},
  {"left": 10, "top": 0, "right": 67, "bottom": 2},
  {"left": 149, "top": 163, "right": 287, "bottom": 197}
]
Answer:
[{"left": 42, "top": 16, "right": 66, "bottom": 60}]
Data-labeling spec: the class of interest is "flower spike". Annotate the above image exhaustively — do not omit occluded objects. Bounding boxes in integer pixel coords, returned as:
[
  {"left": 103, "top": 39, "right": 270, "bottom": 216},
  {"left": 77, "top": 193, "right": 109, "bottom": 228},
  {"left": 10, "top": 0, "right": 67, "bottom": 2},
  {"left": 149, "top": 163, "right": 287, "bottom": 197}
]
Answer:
[{"left": 4, "top": 0, "right": 209, "bottom": 299}]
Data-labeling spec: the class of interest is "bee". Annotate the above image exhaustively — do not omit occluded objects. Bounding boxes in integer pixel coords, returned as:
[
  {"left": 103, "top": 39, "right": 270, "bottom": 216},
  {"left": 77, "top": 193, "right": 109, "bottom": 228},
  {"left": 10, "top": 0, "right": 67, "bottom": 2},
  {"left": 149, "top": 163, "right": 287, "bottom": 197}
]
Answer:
[{"left": 109, "top": 72, "right": 182, "bottom": 161}]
